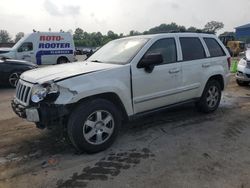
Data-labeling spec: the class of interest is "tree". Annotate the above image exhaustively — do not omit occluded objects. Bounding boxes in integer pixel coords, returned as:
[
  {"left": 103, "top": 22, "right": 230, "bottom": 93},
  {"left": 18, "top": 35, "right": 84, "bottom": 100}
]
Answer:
[
  {"left": 129, "top": 30, "right": 141, "bottom": 36},
  {"left": 203, "top": 21, "right": 224, "bottom": 34},
  {"left": 15, "top": 32, "right": 24, "bottom": 43},
  {"left": 147, "top": 23, "right": 186, "bottom": 34},
  {"left": 0, "top": 30, "right": 12, "bottom": 43},
  {"left": 187, "top": 27, "right": 197, "bottom": 32},
  {"left": 73, "top": 28, "right": 84, "bottom": 41},
  {"left": 107, "top": 30, "right": 118, "bottom": 40},
  {"left": 219, "top": 31, "right": 235, "bottom": 36}
]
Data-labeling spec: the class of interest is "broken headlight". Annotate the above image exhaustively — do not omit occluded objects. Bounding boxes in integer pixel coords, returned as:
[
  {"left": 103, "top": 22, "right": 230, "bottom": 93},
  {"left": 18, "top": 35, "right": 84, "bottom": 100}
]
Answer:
[{"left": 31, "top": 82, "right": 59, "bottom": 103}]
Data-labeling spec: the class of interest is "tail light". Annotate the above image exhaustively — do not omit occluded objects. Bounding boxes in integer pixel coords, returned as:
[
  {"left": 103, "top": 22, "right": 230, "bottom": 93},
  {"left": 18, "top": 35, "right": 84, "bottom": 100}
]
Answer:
[{"left": 227, "top": 57, "right": 231, "bottom": 70}]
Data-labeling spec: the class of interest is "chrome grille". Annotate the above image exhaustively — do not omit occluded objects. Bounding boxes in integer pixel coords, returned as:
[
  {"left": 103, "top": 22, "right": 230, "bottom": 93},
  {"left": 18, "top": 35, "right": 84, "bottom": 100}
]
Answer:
[{"left": 15, "top": 80, "right": 33, "bottom": 106}]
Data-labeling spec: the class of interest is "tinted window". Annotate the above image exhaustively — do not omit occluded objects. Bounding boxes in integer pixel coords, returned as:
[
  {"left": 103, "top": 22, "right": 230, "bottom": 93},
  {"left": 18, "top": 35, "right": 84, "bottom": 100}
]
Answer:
[
  {"left": 18, "top": 42, "right": 33, "bottom": 52},
  {"left": 180, "top": 37, "right": 206, "bottom": 61},
  {"left": 204, "top": 38, "right": 225, "bottom": 57},
  {"left": 145, "top": 38, "right": 177, "bottom": 64}
]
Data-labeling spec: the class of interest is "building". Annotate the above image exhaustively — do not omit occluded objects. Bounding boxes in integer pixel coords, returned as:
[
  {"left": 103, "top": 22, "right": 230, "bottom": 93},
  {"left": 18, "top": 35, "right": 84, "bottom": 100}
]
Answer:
[{"left": 235, "top": 23, "right": 250, "bottom": 41}]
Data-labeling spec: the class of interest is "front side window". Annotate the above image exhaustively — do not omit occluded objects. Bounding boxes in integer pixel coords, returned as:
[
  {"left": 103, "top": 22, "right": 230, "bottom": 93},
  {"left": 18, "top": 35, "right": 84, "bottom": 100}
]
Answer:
[
  {"left": 180, "top": 37, "right": 206, "bottom": 61},
  {"left": 145, "top": 38, "right": 177, "bottom": 64},
  {"left": 204, "top": 38, "right": 225, "bottom": 57},
  {"left": 18, "top": 42, "right": 33, "bottom": 52}
]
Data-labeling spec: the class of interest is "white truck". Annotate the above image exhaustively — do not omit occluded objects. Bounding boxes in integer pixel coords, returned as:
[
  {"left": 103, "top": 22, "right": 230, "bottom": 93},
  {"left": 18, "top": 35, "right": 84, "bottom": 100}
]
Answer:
[
  {"left": 236, "top": 48, "right": 250, "bottom": 86},
  {"left": 0, "top": 32, "right": 76, "bottom": 65},
  {"left": 12, "top": 33, "right": 231, "bottom": 153}
]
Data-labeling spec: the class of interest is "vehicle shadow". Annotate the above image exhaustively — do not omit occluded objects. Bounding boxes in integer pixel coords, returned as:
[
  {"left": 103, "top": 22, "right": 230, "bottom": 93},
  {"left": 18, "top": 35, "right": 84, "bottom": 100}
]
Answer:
[
  {"left": 123, "top": 103, "right": 221, "bottom": 135},
  {"left": 0, "top": 102, "right": 233, "bottom": 166}
]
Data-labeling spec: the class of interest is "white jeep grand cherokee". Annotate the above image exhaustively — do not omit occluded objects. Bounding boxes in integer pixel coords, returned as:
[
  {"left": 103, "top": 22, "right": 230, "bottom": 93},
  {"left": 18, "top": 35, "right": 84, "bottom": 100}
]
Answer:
[{"left": 12, "top": 33, "right": 231, "bottom": 153}]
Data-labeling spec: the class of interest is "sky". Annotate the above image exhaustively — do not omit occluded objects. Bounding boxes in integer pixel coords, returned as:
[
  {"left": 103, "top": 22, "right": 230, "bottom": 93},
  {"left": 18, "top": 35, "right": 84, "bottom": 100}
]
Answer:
[{"left": 0, "top": 0, "right": 249, "bottom": 38}]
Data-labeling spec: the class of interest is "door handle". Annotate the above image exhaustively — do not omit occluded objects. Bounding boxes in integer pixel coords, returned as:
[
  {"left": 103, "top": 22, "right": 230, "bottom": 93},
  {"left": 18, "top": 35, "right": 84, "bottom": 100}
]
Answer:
[
  {"left": 202, "top": 63, "right": 210, "bottom": 68},
  {"left": 30, "top": 52, "right": 34, "bottom": 54},
  {"left": 169, "top": 68, "right": 180, "bottom": 74}
]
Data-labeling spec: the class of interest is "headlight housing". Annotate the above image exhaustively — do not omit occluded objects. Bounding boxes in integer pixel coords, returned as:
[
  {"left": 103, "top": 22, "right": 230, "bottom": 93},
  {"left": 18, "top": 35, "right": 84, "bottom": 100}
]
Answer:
[{"left": 31, "top": 82, "right": 59, "bottom": 103}]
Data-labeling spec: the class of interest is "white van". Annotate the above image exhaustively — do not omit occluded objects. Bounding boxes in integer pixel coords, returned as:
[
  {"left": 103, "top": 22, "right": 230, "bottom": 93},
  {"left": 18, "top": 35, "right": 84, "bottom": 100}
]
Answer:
[{"left": 0, "top": 32, "right": 76, "bottom": 65}]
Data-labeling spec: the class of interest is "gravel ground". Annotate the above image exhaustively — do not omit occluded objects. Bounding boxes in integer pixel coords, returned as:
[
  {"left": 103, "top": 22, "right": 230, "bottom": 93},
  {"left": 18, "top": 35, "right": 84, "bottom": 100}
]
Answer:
[{"left": 0, "top": 77, "right": 250, "bottom": 188}]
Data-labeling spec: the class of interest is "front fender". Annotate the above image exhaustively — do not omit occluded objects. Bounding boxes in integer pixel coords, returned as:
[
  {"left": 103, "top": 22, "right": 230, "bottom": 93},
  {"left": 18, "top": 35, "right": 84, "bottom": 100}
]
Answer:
[{"left": 54, "top": 66, "right": 133, "bottom": 116}]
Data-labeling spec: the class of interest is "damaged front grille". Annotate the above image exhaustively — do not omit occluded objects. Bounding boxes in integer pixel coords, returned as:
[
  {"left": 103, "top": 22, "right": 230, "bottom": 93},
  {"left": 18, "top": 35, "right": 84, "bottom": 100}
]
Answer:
[{"left": 15, "top": 80, "right": 33, "bottom": 106}]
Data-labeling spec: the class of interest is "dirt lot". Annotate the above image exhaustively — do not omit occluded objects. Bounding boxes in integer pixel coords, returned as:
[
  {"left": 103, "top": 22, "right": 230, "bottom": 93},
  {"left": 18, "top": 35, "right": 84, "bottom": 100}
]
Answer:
[{"left": 1, "top": 77, "right": 250, "bottom": 188}]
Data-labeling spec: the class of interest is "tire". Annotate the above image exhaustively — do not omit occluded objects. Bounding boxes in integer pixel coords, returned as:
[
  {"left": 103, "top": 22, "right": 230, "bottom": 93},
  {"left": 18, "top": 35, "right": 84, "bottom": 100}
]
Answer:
[
  {"left": 8, "top": 72, "right": 21, "bottom": 87},
  {"left": 236, "top": 79, "right": 249, "bottom": 86},
  {"left": 67, "top": 99, "right": 121, "bottom": 153},
  {"left": 57, "top": 57, "right": 68, "bottom": 64},
  {"left": 196, "top": 80, "right": 222, "bottom": 113}
]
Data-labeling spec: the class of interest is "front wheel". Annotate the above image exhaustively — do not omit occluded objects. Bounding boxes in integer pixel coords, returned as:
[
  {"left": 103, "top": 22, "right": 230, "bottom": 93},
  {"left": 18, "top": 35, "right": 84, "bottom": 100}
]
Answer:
[
  {"left": 196, "top": 80, "right": 222, "bottom": 113},
  {"left": 67, "top": 99, "right": 121, "bottom": 153}
]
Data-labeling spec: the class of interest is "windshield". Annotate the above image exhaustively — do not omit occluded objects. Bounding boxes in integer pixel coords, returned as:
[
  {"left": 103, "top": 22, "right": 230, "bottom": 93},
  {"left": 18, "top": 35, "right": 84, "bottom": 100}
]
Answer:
[
  {"left": 12, "top": 35, "right": 29, "bottom": 50},
  {"left": 88, "top": 38, "right": 149, "bottom": 65}
]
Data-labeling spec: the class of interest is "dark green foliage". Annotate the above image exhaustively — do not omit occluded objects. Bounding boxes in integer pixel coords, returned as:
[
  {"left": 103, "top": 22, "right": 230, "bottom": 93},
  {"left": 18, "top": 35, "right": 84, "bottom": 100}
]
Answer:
[
  {"left": 203, "top": 21, "right": 224, "bottom": 34},
  {"left": 71, "top": 21, "right": 224, "bottom": 47},
  {"left": 0, "top": 30, "right": 12, "bottom": 43},
  {"left": 15, "top": 32, "right": 24, "bottom": 43}
]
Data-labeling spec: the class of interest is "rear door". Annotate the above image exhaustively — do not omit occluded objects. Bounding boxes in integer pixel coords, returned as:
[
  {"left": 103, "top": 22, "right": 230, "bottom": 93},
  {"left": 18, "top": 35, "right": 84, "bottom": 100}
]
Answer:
[
  {"left": 132, "top": 37, "right": 183, "bottom": 113},
  {"left": 178, "top": 37, "right": 208, "bottom": 101}
]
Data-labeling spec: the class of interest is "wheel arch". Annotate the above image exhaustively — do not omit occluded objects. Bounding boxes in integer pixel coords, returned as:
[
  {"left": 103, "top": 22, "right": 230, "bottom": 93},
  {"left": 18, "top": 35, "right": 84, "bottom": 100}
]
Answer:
[
  {"left": 71, "top": 92, "right": 129, "bottom": 122},
  {"left": 207, "top": 74, "right": 224, "bottom": 90},
  {"left": 57, "top": 56, "right": 69, "bottom": 64}
]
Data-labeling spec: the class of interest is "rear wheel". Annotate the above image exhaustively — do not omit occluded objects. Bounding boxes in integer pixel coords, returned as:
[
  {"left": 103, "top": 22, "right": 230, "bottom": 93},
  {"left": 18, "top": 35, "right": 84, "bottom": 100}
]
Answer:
[
  {"left": 236, "top": 79, "right": 249, "bottom": 86},
  {"left": 196, "top": 80, "right": 222, "bottom": 113},
  {"left": 57, "top": 57, "right": 68, "bottom": 64},
  {"left": 8, "top": 72, "right": 21, "bottom": 87},
  {"left": 67, "top": 99, "right": 121, "bottom": 153}
]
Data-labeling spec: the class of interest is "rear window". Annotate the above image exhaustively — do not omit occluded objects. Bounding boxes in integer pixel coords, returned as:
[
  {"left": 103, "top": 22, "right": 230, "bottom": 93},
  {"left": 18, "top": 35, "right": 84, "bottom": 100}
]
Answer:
[
  {"left": 180, "top": 37, "right": 206, "bottom": 61},
  {"left": 204, "top": 38, "right": 226, "bottom": 57}
]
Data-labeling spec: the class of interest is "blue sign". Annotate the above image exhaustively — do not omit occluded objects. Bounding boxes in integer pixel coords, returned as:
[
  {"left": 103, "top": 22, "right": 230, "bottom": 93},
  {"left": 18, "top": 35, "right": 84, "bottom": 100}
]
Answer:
[{"left": 36, "top": 50, "right": 73, "bottom": 65}]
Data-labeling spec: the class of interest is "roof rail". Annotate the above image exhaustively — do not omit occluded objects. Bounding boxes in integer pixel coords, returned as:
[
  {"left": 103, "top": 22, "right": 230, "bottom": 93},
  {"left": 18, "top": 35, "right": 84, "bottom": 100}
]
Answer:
[{"left": 169, "top": 30, "right": 215, "bottom": 34}]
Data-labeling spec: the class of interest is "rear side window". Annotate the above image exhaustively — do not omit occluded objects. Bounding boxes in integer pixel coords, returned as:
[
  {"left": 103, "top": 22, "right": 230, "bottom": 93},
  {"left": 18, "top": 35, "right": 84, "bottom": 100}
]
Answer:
[
  {"left": 204, "top": 38, "right": 225, "bottom": 57},
  {"left": 180, "top": 37, "right": 206, "bottom": 61},
  {"left": 145, "top": 38, "right": 177, "bottom": 64}
]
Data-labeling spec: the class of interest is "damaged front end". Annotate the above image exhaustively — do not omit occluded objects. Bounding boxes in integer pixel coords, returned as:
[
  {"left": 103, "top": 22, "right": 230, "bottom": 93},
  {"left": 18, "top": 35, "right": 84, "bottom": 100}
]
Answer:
[{"left": 11, "top": 79, "right": 75, "bottom": 129}]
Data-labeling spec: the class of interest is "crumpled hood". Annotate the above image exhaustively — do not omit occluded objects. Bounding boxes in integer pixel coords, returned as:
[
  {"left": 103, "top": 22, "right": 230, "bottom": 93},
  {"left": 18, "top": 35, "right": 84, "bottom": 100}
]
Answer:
[{"left": 20, "top": 61, "right": 122, "bottom": 84}]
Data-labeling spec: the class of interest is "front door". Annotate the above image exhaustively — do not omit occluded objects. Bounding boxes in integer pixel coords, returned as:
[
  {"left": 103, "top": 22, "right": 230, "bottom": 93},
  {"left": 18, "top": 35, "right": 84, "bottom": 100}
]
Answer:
[{"left": 132, "top": 38, "right": 182, "bottom": 114}]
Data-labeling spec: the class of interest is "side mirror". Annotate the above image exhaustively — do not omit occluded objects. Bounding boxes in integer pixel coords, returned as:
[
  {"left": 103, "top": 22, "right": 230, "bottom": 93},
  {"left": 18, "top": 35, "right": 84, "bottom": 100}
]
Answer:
[{"left": 137, "top": 53, "right": 163, "bottom": 73}]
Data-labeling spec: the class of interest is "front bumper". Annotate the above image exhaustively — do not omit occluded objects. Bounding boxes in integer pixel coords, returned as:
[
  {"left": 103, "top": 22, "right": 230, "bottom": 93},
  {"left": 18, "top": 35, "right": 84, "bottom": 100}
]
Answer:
[
  {"left": 236, "top": 71, "right": 250, "bottom": 82},
  {"left": 11, "top": 99, "right": 69, "bottom": 126},
  {"left": 11, "top": 100, "right": 27, "bottom": 119}
]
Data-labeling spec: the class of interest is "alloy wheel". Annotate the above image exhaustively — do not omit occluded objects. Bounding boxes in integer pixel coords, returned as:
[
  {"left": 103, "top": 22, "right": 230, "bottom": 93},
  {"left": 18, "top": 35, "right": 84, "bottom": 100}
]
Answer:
[
  {"left": 9, "top": 72, "right": 20, "bottom": 87},
  {"left": 206, "top": 85, "right": 219, "bottom": 108},
  {"left": 83, "top": 110, "right": 114, "bottom": 145}
]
